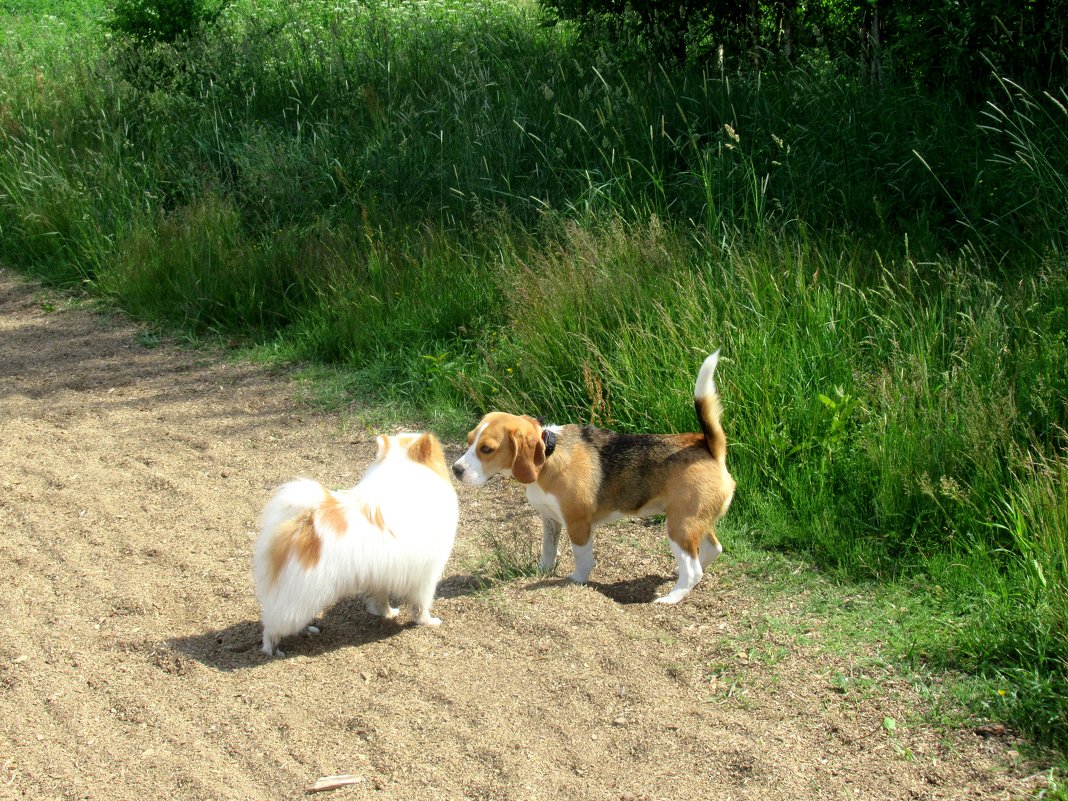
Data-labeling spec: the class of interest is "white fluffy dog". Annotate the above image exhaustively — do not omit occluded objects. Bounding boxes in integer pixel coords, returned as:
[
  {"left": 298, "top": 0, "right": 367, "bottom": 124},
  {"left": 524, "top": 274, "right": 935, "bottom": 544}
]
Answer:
[{"left": 253, "top": 432, "right": 458, "bottom": 657}]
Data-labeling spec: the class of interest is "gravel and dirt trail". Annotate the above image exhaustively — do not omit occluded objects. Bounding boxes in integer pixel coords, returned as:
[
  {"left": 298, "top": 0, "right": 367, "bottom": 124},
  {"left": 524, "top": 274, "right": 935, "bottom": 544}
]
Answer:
[{"left": 0, "top": 267, "right": 1044, "bottom": 800}]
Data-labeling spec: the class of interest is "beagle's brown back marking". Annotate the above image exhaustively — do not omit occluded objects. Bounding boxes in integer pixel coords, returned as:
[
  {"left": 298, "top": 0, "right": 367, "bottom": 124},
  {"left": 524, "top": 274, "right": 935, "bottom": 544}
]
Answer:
[{"left": 579, "top": 427, "right": 708, "bottom": 512}]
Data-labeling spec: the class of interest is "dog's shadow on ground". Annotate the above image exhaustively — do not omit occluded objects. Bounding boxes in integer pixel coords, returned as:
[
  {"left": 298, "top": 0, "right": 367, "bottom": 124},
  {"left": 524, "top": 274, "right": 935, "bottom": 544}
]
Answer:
[
  {"left": 521, "top": 573, "right": 669, "bottom": 604},
  {"left": 169, "top": 575, "right": 486, "bottom": 671},
  {"left": 435, "top": 572, "right": 485, "bottom": 599},
  {"left": 587, "top": 573, "right": 670, "bottom": 604},
  {"left": 170, "top": 600, "right": 411, "bottom": 672}
]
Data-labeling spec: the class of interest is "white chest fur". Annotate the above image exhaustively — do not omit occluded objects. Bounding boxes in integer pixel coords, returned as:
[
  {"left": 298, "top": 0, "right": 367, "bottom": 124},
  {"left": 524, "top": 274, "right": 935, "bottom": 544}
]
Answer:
[{"left": 525, "top": 483, "right": 564, "bottom": 524}]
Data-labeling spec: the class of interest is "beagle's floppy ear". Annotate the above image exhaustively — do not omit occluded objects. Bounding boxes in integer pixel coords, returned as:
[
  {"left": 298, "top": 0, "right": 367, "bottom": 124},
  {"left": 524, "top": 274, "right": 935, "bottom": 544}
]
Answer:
[{"left": 509, "top": 426, "right": 546, "bottom": 484}]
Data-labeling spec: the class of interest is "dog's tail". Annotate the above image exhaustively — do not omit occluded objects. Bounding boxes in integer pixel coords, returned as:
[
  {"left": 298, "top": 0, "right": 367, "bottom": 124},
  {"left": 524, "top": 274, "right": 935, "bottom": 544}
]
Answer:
[
  {"left": 262, "top": 478, "right": 328, "bottom": 526},
  {"left": 694, "top": 350, "right": 727, "bottom": 463}
]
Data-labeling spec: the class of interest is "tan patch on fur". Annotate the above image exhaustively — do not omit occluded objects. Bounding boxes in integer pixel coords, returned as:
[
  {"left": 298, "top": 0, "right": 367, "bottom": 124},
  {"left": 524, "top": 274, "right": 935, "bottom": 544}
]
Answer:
[
  {"left": 533, "top": 437, "right": 600, "bottom": 547},
  {"left": 695, "top": 394, "right": 727, "bottom": 461},
  {"left": 359, "top": 502, "right": 393, "bottom": 535},
  {"left": 268, "top": 512, "right": 322, "bottom": 584},
  {"left": 314, "top": 495, "right": 349, "bottom": 536},
  {"left": 509, "top": 423, "right": 546, "bottom": 484},
  {"left": 661, "top": 457, "right": 735, "bottom": 558},
  {"left": 407, "top": 433, "right": 450, "bottom": 482}
]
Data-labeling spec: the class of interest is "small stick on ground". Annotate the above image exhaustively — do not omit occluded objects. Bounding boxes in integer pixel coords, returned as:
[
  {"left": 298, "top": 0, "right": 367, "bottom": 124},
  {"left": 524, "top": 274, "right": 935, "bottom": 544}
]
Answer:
[{"left": 305, "top": 774, "right": 363, "bottom": 794}]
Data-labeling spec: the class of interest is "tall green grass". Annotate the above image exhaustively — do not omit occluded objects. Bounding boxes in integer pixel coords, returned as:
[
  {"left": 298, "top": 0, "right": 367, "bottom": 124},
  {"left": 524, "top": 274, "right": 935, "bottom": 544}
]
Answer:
[
  {"left": 1, "top": 0, "right": 1065, "bottom": 749},
  {"left": 4, "top": 0, "right": 1048, "bottom": 266}
]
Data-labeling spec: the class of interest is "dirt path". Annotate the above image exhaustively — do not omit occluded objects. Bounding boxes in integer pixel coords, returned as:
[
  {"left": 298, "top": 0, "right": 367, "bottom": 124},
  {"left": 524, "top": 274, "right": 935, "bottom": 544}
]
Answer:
[{"left": 0, "top": 267, "right": 1042, "bottom": 801}]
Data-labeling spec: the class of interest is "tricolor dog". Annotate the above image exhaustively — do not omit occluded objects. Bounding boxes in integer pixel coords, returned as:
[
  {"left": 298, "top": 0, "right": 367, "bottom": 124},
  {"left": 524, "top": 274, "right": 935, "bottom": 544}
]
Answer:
[
  {"left": 453, "top": 351, "right": 734, "bottom": 604},
  {"left": 253, "top": 432, "right": 458, "bottom": 656}
]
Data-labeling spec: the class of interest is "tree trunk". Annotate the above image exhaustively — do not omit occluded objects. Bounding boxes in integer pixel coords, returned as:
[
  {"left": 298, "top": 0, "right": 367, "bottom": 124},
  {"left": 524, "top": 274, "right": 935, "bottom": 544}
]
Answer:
[
  {"left": 751, "top": 0, "right": 762, "bottom": 69},
  {"left": 775, "top": 0, "right": 797, "bottom": 60}
]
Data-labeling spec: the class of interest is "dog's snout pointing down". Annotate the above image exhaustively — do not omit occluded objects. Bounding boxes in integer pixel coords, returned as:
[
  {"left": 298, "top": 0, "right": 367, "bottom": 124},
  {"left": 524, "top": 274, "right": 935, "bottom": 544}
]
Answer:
[{"left": 452, "top": 462, "right": 464, "bottom": 480}]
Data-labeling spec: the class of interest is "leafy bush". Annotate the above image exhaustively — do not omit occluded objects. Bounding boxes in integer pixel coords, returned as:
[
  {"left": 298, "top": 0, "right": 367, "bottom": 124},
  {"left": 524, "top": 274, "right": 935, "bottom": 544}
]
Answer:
[
  {"left": 108, "top": 0, "right": 223, "bottom": 44},
  {"left": 539, "top": 0, "right": 1068, "bottom": 92}
]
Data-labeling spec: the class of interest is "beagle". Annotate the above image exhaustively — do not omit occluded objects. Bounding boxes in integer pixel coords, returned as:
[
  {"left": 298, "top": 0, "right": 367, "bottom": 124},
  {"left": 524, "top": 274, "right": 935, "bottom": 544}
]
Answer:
[{"left": 453, "top": 351, "right": 734, "bottom": 604}]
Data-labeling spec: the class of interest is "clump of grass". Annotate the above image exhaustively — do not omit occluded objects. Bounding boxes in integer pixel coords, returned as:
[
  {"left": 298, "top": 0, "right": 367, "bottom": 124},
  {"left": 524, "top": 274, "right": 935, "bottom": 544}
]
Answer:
[
  {"left": 462, "top": 516, "right": 542, "bottom": 588},
  {"left": 99, "top": 193, "right": 302, "bottom": 333},
  {"left": 959, "top": 460, "right": 1068, "bottom": 745},
  {"left": 979, "top": 79, "right": 1068, "bottom": 256}
]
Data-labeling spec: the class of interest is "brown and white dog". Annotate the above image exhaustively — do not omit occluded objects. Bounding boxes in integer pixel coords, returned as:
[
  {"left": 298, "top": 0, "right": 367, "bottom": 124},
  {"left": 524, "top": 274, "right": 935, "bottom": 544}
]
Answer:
[
  {"left": 253, "top": 432, "right": 458, "bottom": 656},
  {"left": 453, "top": 351, "right": 734, "bottom": 604}
]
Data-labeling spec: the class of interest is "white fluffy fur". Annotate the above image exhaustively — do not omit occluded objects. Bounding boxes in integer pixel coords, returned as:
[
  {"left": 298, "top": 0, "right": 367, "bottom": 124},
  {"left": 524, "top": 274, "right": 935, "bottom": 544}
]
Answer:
[
  {"left": 252, "top": 434, "right": 458, "bottom": 657},
  {"left": 694, "top": 349, "right": 720, "bottom": 403}
]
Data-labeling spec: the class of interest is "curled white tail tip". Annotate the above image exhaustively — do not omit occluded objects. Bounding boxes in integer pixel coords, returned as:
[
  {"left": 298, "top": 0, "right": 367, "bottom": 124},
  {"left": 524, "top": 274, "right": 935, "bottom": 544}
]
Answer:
[{"left": 695, "top": 349, "right": 721, "bottom": 399}]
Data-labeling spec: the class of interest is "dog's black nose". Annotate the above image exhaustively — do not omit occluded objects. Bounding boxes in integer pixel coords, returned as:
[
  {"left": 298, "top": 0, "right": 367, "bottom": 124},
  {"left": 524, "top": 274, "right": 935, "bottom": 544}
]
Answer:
[{"left": 452, "top": 463, "right": 464, "bottom": 479}]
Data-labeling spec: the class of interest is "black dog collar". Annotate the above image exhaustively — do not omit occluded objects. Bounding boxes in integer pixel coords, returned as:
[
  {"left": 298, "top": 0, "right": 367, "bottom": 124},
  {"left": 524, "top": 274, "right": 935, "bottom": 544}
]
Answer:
[{"left": 537, "top": 418, "right": 557, "bottom": 458}]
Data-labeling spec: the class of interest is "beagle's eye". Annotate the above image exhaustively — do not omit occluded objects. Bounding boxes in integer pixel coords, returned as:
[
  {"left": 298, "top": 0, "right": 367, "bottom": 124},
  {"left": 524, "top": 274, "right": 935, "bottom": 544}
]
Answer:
[{"left": 479, "top": 444, "right": 495, "bottom": 455}]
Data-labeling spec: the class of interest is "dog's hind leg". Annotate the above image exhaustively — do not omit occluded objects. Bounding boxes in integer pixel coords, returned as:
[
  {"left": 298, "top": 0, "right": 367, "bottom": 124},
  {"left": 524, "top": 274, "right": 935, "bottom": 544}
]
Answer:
[
  {"left": 409, "top": 590, "right": 441, "bottom": 627},
  {"left": 401, "top": 571, "right": 443, "bottom": 626},
  {"left": 259, "top": 621, "right": 321, "bottom": 656},
  {"left": 656, "top": 520, "right": 704, "bottom": 604},
  {"left": 699, "top": 529, "right": 723, "bottom": 569},
  {"left": 364, "top": 594, "right": 399, "bottom": 619},
  {"left": 565, "top": 519, "right": 596, "bottom": 584},
  {"left": 260, "top": 601, "right": 322, "bottom": 657},
  {"left": 539, "top": 515, "right": 563, "bottom": 573}
]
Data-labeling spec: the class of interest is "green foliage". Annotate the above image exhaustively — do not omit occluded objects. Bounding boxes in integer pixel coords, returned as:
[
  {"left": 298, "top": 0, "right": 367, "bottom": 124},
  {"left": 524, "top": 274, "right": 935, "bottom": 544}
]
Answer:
[
  {"left": 98, "top": 194, "right": 302, "bottom": 333},
  {"left": 540, "top": 0, "right": 1068, "bottom": 92},
  {"left": 881, "top": 0, "right": 1068, "bottom": 93},
  {"left": 108, "top": 0, "right": 223, "bottom": 44},
  {"left": 539, "top": 0, "right": 744, "bottom": 65},
  {"left": 979, "top": 79, "right": 1068, "bottom": 255},
  {"left": 960, "top": 462, "right": 1068, "bottom": 745}
]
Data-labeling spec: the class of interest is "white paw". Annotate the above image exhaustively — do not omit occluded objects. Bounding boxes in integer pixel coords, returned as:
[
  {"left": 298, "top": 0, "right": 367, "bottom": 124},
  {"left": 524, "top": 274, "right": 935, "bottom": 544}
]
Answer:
[
  {"left": 567, "top": 571, "right": 590, "bottom": 584},
  {"left": 653, "top": 589, "right": 689, "bottom": 605},
  {"left": 416, "top": 616, "right": 442, "bottom": 626},
  {"left": 305, "top": 625, "right": 320, "bottom": 635},
  {"left": 538, "top": 558, "right": 557, "bottom": 574},
  {"left": 366, "top": 598, "right": 400, "bottom": 619}
]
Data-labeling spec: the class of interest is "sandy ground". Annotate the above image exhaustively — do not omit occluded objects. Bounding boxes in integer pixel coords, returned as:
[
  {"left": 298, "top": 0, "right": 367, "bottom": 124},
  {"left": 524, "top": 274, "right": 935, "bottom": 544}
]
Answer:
[{"left": 0, "top": 267, "right": 1048, "bottom": 800}]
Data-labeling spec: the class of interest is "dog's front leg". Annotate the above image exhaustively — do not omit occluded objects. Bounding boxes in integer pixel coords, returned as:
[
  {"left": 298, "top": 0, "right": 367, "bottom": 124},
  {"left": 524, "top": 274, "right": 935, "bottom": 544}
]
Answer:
[
  {"left": 539, "top": 515, "right": 562, "bottom": 573},
  {"left": 566, "top": 521, "right": 595, "bottom": 584}
]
